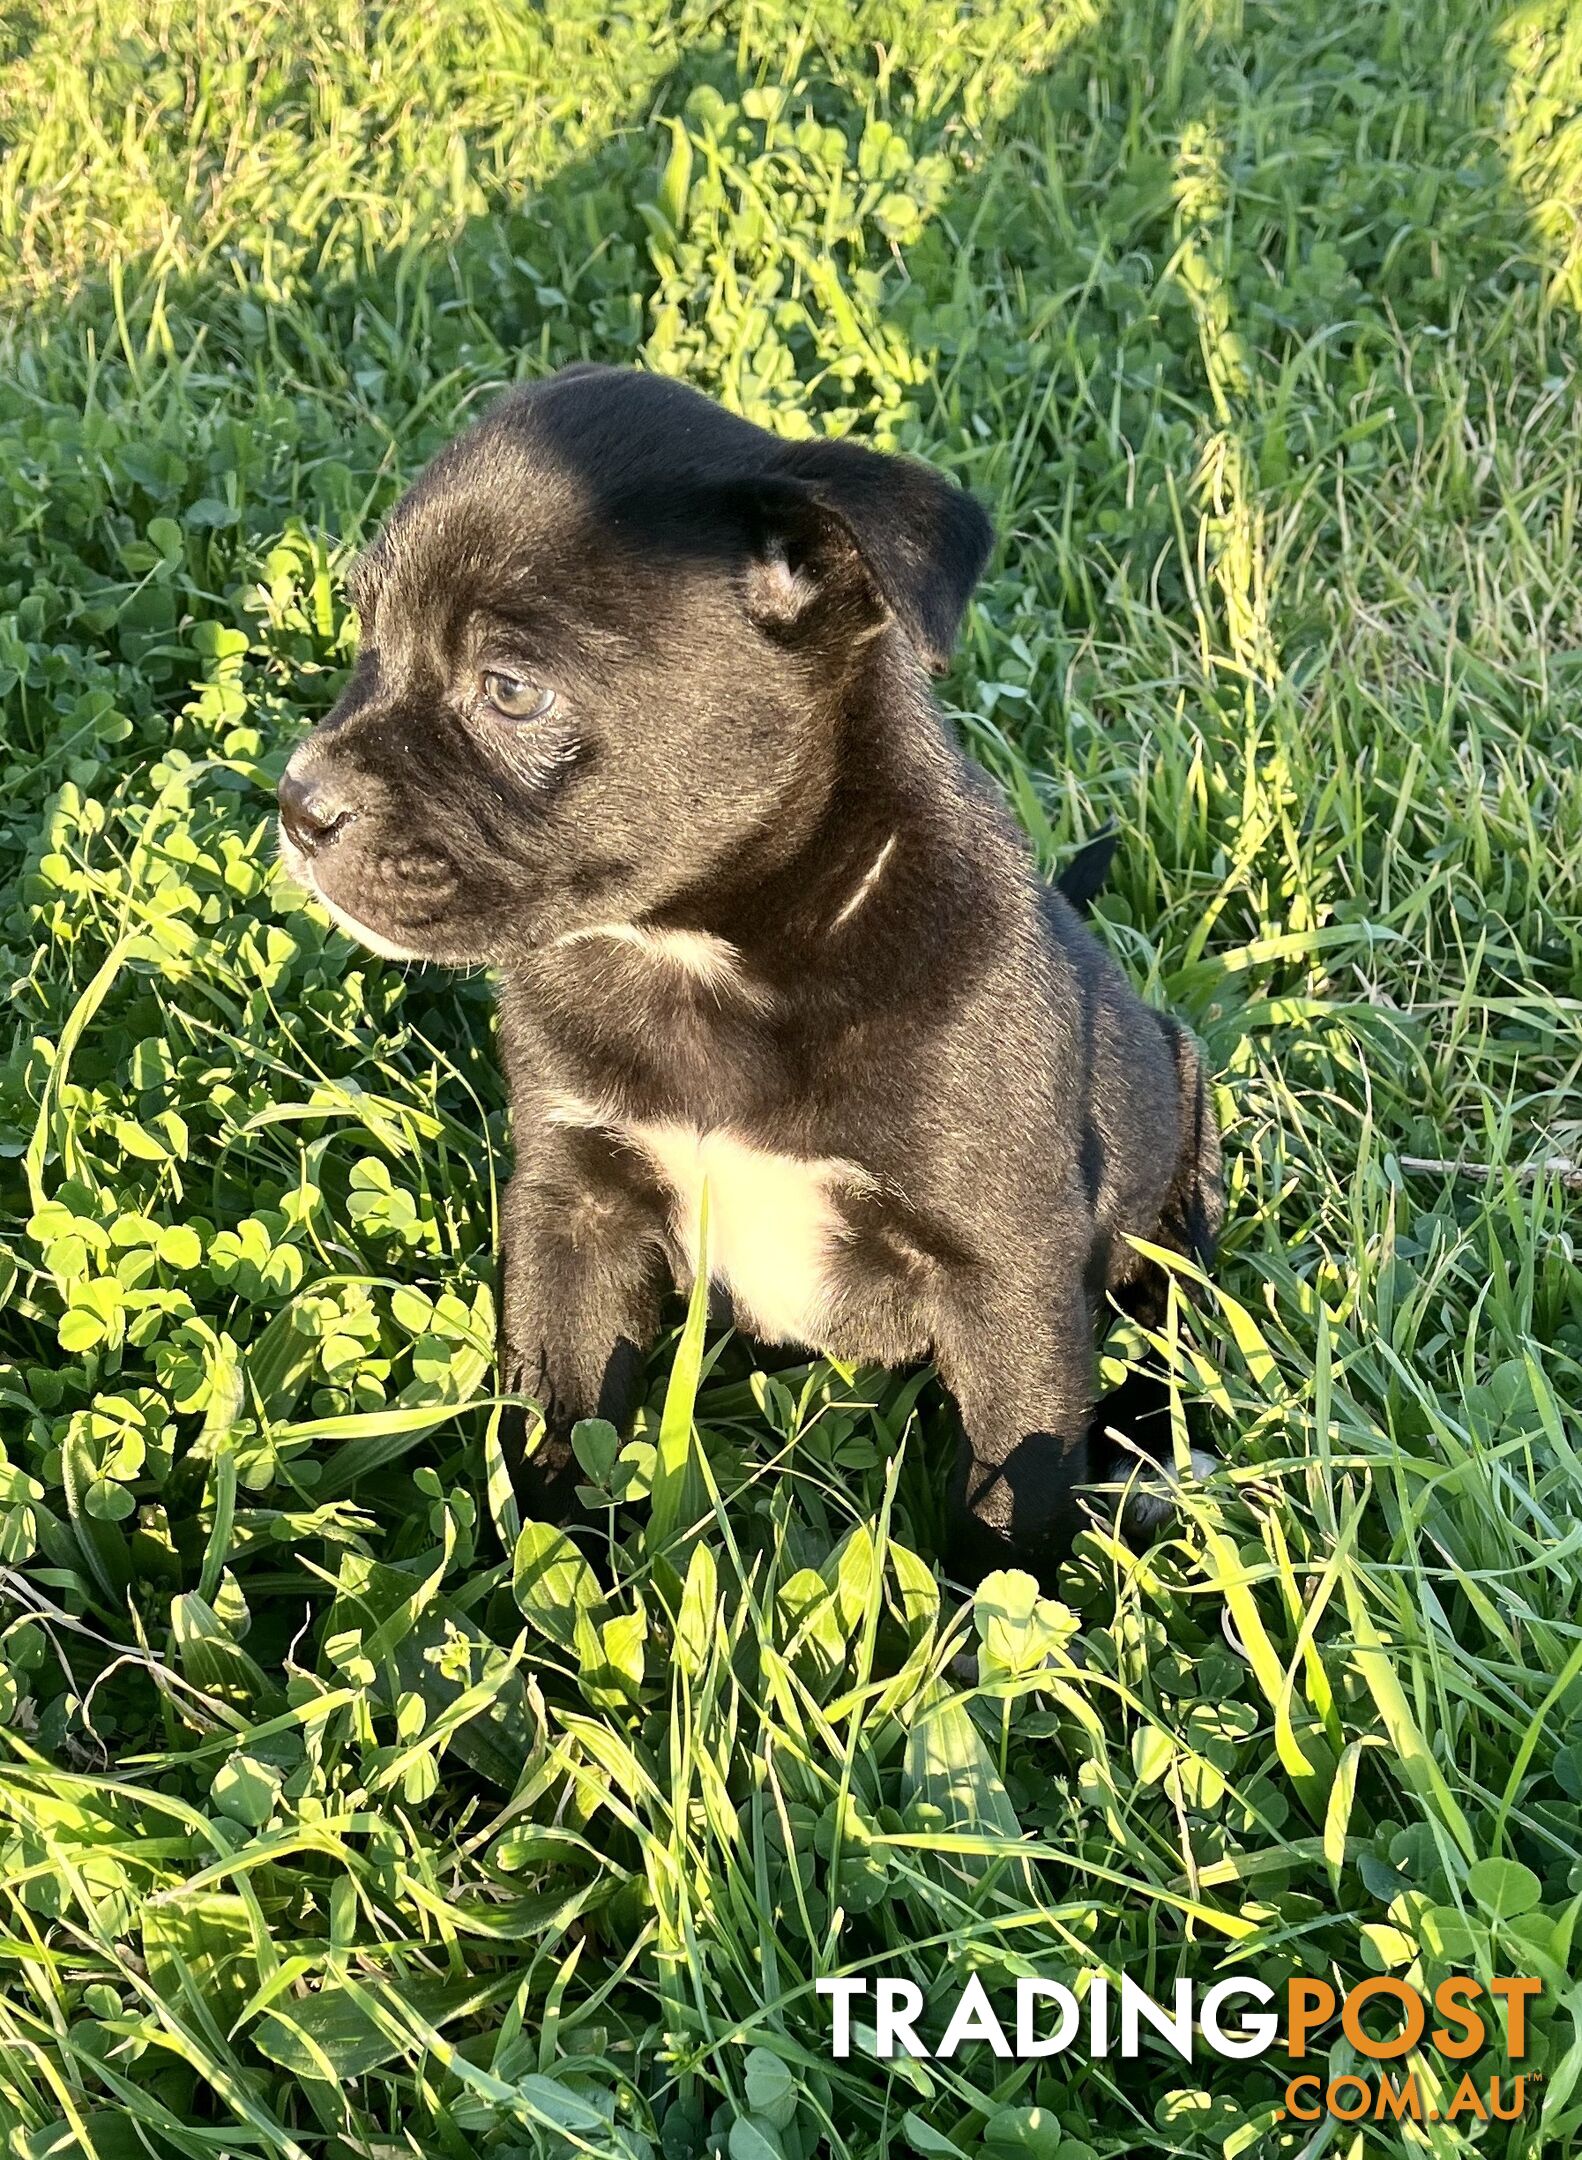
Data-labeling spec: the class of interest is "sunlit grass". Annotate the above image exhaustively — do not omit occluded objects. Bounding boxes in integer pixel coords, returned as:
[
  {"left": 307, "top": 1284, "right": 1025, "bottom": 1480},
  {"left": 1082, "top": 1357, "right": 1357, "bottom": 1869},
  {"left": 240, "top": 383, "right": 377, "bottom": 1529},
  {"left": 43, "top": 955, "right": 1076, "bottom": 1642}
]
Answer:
[{"left": 1, "top": 0, "right": 1580, "bottom": 2154}]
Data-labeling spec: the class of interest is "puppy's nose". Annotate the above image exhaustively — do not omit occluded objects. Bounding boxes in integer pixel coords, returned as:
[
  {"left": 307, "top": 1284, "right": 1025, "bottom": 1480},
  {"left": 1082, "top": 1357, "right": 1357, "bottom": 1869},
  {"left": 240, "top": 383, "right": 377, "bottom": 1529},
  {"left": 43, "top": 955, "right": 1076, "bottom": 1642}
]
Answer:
[{"left": 278, "top": 762, "right": 356, "bottom": 855}]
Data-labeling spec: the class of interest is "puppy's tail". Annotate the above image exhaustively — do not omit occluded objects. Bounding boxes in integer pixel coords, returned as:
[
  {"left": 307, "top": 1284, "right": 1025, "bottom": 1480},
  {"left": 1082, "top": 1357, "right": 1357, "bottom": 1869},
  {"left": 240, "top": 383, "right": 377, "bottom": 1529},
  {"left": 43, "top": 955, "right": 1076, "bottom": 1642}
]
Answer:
[{"left": 1053, "top": 828, "right": 1118, "bottom": 919}]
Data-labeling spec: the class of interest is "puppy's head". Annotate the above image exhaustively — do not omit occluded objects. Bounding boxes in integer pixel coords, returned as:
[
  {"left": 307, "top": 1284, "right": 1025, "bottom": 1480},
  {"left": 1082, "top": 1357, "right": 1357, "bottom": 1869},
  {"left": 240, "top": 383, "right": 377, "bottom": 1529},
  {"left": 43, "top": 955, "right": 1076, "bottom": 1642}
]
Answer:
[{"left": 276, "top": 365, "right": 993, "bottom": 964}]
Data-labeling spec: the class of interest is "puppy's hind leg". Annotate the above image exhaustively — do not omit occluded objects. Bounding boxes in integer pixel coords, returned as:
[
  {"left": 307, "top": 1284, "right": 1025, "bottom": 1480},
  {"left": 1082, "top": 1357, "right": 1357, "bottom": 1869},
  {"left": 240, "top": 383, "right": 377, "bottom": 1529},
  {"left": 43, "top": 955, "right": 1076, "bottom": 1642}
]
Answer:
[{"left": 1139, "top": 1016, "right": 1223, "bottom": 1295}]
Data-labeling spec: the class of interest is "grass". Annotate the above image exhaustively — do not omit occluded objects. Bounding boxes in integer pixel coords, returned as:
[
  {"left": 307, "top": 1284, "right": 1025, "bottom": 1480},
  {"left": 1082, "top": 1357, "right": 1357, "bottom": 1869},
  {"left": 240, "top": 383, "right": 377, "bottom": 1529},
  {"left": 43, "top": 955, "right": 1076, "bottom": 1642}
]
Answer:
[{"left": 0, "top": 0, "right": 1580, "bottom": 2153}]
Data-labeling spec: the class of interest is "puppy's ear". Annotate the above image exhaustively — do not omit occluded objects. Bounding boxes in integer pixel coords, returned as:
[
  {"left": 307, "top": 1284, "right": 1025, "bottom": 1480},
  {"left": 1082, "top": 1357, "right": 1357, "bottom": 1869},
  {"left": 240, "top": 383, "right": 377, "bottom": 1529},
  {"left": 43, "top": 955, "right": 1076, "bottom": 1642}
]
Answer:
[
  {"left": 769, "top": 436, "right": 994, "bottom": 672},
  {"left": 734, "top": 476, "right": 886, "bottom": 652}
]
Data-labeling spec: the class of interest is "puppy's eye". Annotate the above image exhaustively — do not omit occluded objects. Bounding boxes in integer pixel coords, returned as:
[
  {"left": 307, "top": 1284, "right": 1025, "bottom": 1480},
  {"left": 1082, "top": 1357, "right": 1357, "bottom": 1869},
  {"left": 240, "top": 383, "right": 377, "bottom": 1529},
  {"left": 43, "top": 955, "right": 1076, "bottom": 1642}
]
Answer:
[{"left": 481, "top": 670, "right": 556, "bottom": 723}]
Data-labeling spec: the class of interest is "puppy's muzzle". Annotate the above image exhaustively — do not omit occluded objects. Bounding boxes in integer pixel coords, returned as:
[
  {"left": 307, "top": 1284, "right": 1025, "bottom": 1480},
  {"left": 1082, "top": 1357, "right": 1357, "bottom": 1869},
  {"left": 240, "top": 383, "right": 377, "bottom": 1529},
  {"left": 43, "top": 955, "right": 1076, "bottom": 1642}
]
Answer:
[{"left": 278, "top": 759, "right": 356, "bottom": 856}]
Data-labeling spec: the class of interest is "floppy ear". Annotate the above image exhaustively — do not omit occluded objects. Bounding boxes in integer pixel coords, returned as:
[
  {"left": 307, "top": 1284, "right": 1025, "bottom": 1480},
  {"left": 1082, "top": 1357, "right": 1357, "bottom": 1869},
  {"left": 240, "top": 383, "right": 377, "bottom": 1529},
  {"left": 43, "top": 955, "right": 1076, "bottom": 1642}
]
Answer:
[
  {"left": 735, "top": 440, "right": 993, "bottom": 672},
  {"left": 733, "top": 475, "right": 888, "bottom": 653},
  {"left": 769, "top": 435, "right": 994, "bottom": 672}
]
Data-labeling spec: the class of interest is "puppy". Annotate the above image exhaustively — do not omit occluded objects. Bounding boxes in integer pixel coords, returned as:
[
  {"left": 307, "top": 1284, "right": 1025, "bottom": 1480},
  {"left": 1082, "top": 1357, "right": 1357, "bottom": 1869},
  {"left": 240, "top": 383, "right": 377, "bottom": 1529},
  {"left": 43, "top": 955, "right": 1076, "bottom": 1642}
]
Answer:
[{"left": 276, "top": 364, "right": 1221, "bottom": 1586}]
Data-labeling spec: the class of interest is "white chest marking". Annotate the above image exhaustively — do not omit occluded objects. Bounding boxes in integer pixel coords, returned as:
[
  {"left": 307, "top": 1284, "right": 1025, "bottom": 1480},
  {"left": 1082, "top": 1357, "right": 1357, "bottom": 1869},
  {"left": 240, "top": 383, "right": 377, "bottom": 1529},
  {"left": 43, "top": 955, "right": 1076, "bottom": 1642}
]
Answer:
[{"left": 547, "top": 1095, "right": 871, "bottom": 1346}]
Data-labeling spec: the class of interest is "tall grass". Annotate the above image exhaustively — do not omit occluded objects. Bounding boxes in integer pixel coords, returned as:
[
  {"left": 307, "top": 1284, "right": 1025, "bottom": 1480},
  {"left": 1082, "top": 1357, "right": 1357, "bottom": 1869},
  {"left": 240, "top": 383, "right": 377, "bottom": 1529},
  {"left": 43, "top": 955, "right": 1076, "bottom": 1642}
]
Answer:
[{"left": 0, "top": 1, "right": 1579, "bottom": 2154}]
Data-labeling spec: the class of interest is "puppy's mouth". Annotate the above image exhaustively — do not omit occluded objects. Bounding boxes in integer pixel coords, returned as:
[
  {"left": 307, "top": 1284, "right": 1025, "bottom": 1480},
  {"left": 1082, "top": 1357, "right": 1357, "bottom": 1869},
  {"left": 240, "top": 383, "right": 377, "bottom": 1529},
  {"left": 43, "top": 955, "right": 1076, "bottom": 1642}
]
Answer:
[{"left": 275, "top": 825, "right": 441, "bottom": 963}]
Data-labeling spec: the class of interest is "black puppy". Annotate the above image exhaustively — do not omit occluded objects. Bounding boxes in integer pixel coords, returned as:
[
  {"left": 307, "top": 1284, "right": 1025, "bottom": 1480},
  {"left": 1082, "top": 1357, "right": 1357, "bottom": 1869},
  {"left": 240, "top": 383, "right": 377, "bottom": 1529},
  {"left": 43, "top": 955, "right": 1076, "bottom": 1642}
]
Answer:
[{"left": 276, "top": 364, "right": 1221, "bottom": 1585}]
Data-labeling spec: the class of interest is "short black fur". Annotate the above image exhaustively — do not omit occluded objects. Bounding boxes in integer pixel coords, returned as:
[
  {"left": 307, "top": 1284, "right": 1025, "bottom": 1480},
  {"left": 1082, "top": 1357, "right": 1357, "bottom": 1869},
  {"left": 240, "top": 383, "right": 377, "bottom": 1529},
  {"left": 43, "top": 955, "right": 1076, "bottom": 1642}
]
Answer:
[{"left": 277, "top": 365, "right": 1223, "bottom": 1587}]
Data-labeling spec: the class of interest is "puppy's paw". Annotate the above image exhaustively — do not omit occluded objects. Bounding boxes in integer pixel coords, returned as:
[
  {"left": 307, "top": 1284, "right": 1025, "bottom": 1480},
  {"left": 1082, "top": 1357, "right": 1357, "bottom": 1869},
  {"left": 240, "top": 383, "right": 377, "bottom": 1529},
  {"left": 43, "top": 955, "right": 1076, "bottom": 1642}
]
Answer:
[{"left": 1121, "top": 1446, "right": 1216, "bottom": 1534}]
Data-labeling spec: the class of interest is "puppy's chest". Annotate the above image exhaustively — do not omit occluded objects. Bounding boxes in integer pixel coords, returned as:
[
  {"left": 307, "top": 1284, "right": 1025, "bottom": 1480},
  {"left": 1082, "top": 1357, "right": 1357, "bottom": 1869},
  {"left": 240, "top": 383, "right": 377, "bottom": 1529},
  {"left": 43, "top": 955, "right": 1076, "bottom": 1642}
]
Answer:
[{"left": 548, "top": 1094, "right": 873, "bottom": 1348}]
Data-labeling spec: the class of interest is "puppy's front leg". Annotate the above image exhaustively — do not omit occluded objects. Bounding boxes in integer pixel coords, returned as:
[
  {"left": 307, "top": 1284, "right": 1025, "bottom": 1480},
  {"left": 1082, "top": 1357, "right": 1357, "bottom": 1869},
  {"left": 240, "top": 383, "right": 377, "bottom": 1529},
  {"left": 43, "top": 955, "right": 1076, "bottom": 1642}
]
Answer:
[
  {"left": 936, "top": 1276, "right": 1097, "bottom": 1590},
  {"left": 498, "top": 1124, "right": 668, "bottom": 1523}
]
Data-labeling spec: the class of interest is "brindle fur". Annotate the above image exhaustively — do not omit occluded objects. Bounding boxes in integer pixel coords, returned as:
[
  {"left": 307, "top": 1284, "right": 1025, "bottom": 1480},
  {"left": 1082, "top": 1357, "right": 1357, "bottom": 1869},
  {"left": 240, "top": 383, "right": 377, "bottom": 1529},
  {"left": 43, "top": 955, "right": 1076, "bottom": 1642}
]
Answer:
[{"left": 276, "top": 364, "right": 1221, "bottom": 1586}]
